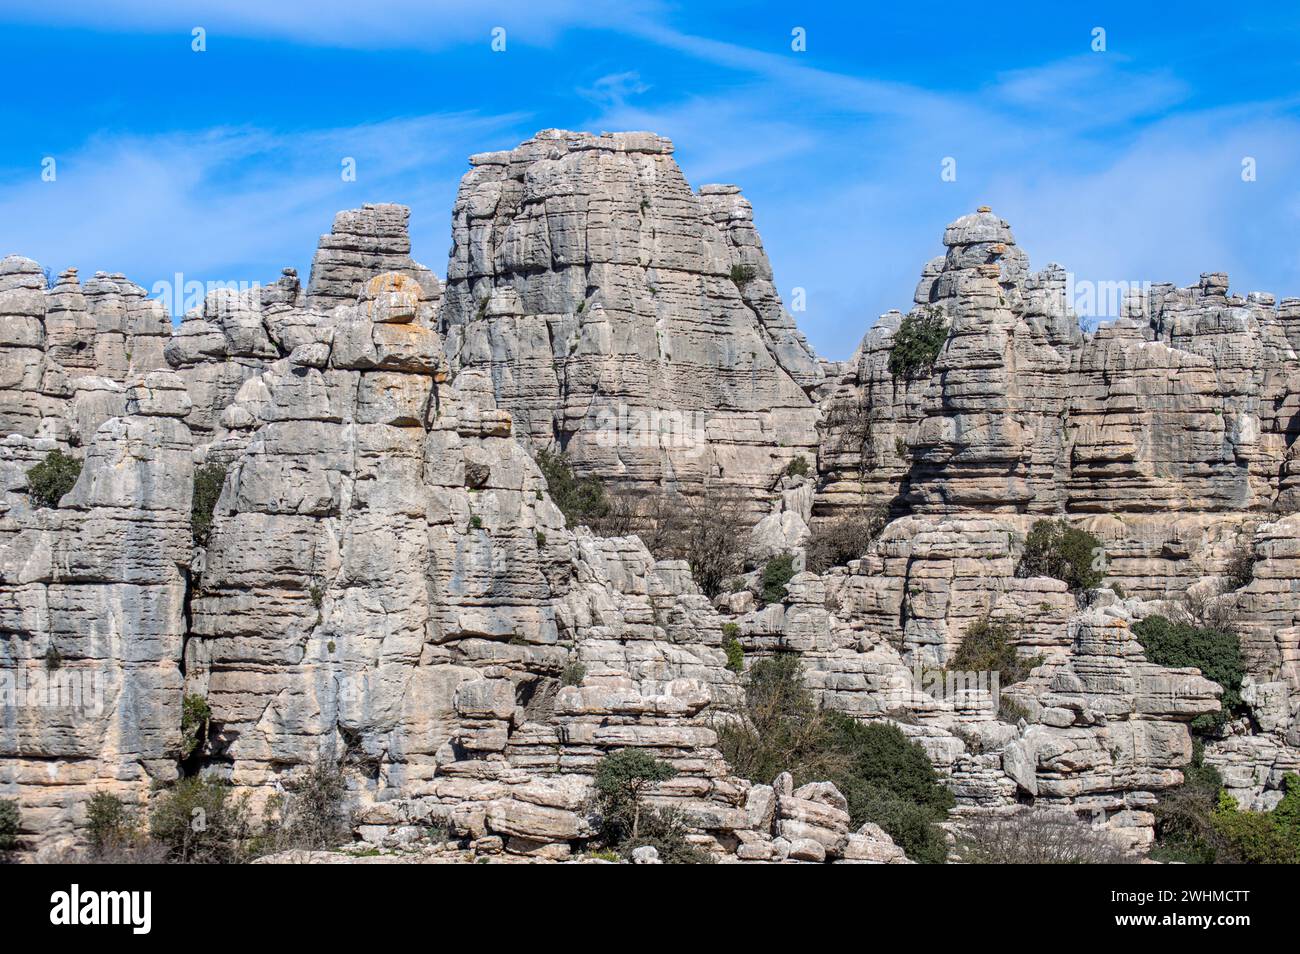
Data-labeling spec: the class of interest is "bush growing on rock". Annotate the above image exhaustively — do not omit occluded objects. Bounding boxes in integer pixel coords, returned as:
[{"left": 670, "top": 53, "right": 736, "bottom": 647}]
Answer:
[
  {"left": 0, "top": 798, "right": 18, "bottom": 852},
  {"left": 722, "top": 633, "right": 745, "bottom": 673},
  {"left": 191, "top": 462, "right": 227, "bottom": 547},
  {"left": 948, "top": 616, "right": 1040, "bottom": 688},
  {"left": 1132, "top": 615, "right": 1243, "bottom": 733},
  {"left": 954, "top": 809, "right": 1135, "bottom": 864},
  {"left": 179, "top": 693, "right": 211, "bottom": 761},
  {"left": 759, "top": 553, "right": 797, "bottom": 605},
  {"left": 537, "top": 449, "right": 612, "bottom": 529},
  {"left": 1222, "top": 540, "right": 1257, "bottom": 591},
  {"left": 717, "top": 655, "right": 953, "bottom": 862},
  {"left": 1015, "top": 519, "right": 1104, "bottom": 595},
  {"left": 805, "top": 506, "right": 889, "bottom": 574},
  {"left": 784, "top": 455, "right": 810, "bottom": 478},
  {"left": 887, "top": 308, "right": 948, "bottom": 381},
  {"left": 26, "top": 449, "right": 81, "bottom": 509}
]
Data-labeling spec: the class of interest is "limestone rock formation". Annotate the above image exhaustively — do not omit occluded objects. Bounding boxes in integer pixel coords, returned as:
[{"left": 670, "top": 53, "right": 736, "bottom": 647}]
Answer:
[
  {"left": 1, "top": 134, "right": 1298, "bottom": 863},
  {"left": 439, "top": 130, "right": 820, "bottom": 515}
]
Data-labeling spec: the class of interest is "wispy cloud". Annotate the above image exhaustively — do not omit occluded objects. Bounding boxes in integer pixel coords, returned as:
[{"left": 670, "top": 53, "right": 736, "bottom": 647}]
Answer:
[{"left": 0, "top": 112, "right": 528, "bottom": 298}]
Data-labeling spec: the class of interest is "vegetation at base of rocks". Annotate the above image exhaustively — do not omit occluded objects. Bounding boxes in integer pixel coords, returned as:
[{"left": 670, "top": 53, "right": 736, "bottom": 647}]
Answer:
[
  {"left": 0, "top": 798, "right": 19, "bottom": 852},
  {"left": 191, "top": 463, "right": 227, "bottom": 547},
  {"left": 948, "top": 616, "right": 1041, "bottom": 688},
  {"left": 1132, "top": 615, "right": 1244, "bottom": 734},
  {"left": 1210, "top": 774, "right": 1300, "bottom": 864},
  {"left": 887, "top": 308, "right": 948, "bottom": 381},
  {"left": 759, "top": 553, "right": 797, "bottom": 605},
  {"left": 261, "top": 756, "right": 354, "bottom": 853},
  {"left": 592, "top": 749, "right": 713, "bottom": 864},
  {"left": 82, "top": 757, "right": 357, "bottom": 864},
  {"left": 179, "top": 693, "right": 211, "bottom": 760},
  {"left": 150, "top": 776, "right": 255, "bottom": 864},
  {"left": 728, "top": 263, "right": 757, "bottom": 286},
  {"left": 1149, "top": 743, "right": 1231, "bottom": 864},
  {"left": 537, "top": 449, "right": 612, "bottom": 529},
  {"left": 1015, "top": 519, "right": 1104, "bottom": 595},
  {"left": 716, "top": 655, "right": 954, "bottom": 863},
  {"left": 560, "top": 660, "right": 586, "bottom": 687},
  {"left": 1151, "top": 744, "right": 1300, "bottom": 864},
  {"left": 783, "top": 455, "right": 810, "bottom": 478},
  {"left": 953, "top": 809, "right": 1136, "bottom": 864},
  {"left": 997, "top": 696, "right": 1030, "bottom": 724},
  {"left": 804, "top": 506, "right": 889, "bottom": 574},
  {"left": 26, "top": 449, "right": 81, "bottom": 509},
  {"left": 722, "top": 634, "right": 745, "bottom": 673}
]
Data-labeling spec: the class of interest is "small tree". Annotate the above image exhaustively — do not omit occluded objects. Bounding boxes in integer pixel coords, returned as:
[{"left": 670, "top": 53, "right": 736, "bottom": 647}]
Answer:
[
  {"left": 26, "top": 449, "right": 81, "bottom": 509},
  {"left": 272, "top": 757, "right": 352, "bottom": 851},
  {"left": 1016, "top": 519, "right": 1104, "bottom": 595},
  {"left": 594, "top": 749, "right": 676, "bottom": 842},
  {"left": 888, "top": 309, "right": 948, "bottom": 380},
  {"left": 191, "top": 463, "right": 227, "bottom": 547}
]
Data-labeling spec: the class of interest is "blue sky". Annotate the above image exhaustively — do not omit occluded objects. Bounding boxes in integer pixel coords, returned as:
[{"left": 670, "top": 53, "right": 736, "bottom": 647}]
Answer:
[{"left": 1, "top": 1, "right": 1298, "bottom": 359}]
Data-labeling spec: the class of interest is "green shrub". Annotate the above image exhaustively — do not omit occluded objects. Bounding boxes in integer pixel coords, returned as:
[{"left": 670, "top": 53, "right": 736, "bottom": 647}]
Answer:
[
  {"left": 180, "top": 693, "right": 211, "bottom": 760},
  {"left": 784, "top": 456, "right": 810, "bottom": 478},
  {"left": 948, "top": 616, "right": 1040, "bottom": 688},
  {"left": 469, "top": 514, "right": 483, "bottom": 529},
  {"left": 44, "top": 644, "right": 62, "bottom": 672},
  {"left": 1016, "top": 519, "right": 1104, "bottom": 595},
  {"left": 760, "top": 553, "right": 797, "bottom": 605},
  {"left": 1210, "top": 774, "right": 1300, "bottom": 864},
  {"left": 86, "top": 791, "right": 135, "bottom": 856},
  {"left": 535, "top": 531, "right": 547, "bottom": 547},
  {"left": 729, "top": 263, "right": 757, "bottom": 286},
  {"left": 805, "top": 507, "right": 889, "bottom": 574},
  {"left": 1132, "top": 615, "right": 1243, "bottom": 733},
  {"left": 722, "top": 635, "right": 745, "bottom": 673},
  {"left": 561, "top": 661, "right": 586, "bottom": 687},
  {"left": 717, "top": 656, "right": 953, "bottom": 862},
  {"left": 150, "top": 776, "right": 253, "bottom": 864},
  {"left": 887, "top": 309, "right": 948, "bottom": 381},
  {"left": 26, "top": 449, "right": 81, "bottom": 509},
  {"left": 537, "top": 449, "right": 611, "bottom": 529},
  {"left": 1150, "top": 742, "right": 1231, "bottom": 864},
  {"left": 0, "top": 798, "right": 18, "bottom": 851},
  {"left": 191, "top": 463, "right": 227, "bottom": 547}
]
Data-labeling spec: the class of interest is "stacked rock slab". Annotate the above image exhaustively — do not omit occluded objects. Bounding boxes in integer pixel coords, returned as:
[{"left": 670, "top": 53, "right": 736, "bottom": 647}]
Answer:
[
  {"left": 0, "top": 372, "right": 192, "bottom": 850},
  {"left": 439, "top": 130, "right": 820, "bottom": 517}
]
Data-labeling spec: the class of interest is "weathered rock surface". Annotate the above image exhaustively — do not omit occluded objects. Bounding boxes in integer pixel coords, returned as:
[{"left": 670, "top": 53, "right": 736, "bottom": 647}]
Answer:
[
  {"left": 1, "top": 138, "right": 1298, "bottom": 863},
  {"left": 439, "top": 130, "right": 820, "bottom": 517}
]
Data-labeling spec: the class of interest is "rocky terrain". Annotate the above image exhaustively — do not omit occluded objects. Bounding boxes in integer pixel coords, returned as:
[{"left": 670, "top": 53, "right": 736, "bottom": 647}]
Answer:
[{"left": 1, "top": 129, "right": 1297, "bottom": 864}]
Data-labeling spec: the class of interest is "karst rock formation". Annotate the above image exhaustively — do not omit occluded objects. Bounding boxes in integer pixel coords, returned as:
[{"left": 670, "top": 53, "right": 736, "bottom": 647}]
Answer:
[{"left": 1, "top": 129, "right": 1297, "bottom": 862}]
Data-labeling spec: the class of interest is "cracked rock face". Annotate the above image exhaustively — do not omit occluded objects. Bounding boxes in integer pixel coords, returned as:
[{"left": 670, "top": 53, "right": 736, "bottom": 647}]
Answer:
[
  {"left": 1, "top": 138, "right": 1299, "bottom": 861},
  {"left": 439, "top": 130, "right": 820, "bottom": 516}
]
